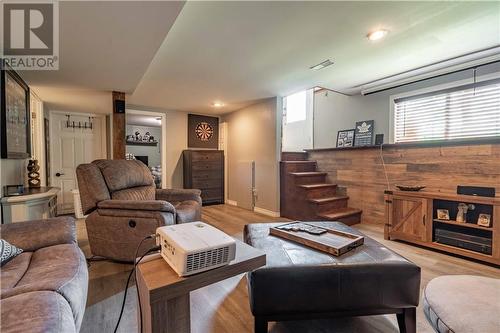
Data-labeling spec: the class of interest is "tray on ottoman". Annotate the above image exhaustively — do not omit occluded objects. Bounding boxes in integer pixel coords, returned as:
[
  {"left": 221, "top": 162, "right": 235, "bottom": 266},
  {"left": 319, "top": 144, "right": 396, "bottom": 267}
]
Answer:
[
  {"left": 270, "top": 222, "right": 364, "bottom": 256},
  {"left": 244, "top": 221, "right": 421, "bottom": 333}
]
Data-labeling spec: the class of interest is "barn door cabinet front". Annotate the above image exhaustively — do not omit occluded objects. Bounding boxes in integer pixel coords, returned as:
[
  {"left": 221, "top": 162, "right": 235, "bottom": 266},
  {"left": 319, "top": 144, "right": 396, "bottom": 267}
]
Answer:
[{"left": 385, "top": 192, "right": 430, "bottom": 243}]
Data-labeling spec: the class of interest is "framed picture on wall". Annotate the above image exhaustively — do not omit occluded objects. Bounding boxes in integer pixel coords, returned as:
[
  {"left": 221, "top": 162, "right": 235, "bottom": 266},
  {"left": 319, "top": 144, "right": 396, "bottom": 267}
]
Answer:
[
  {"left": 188, "top": 114, "right": 219, "bottom": 149},
  {"left": 336, "top": 129, "right": 355, "bottom": 148},
  {"left": 1, "top": 66, "right": 31, "bottom": 159}
]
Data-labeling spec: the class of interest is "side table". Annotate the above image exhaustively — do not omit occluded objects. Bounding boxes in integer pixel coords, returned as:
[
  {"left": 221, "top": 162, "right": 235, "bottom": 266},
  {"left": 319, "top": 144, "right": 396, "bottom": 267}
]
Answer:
[{"left": 136, "top": 238, "right": 265, "bottom": 333}]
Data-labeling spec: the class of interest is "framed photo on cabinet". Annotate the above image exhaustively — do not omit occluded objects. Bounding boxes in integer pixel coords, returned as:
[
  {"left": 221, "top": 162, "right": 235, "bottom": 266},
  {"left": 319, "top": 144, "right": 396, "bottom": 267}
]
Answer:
[
  {"left": 354, "top": 120, "right": 374, "bottom": 146},
  {"left": 336, "top": 129, "right": 355, "bottom": 148},
  {"left": 1, "top": 66, "right": 31, "bottom": 159},
  {"left": 436, "top": 209, "right": 450, "bottom": 220},
  {"left": 477, "top": 214, "right": 491, "bottom": 227}
]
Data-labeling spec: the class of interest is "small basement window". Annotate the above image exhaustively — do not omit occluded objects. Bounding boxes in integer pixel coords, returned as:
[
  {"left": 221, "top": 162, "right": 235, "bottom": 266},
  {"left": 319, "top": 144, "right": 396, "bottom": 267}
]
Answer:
[
  {"left": 284, "top": 90, "right": 307, "bottom": 123},
  {"left": 393, "top": 79, "right": 500, "bottom": 143}
]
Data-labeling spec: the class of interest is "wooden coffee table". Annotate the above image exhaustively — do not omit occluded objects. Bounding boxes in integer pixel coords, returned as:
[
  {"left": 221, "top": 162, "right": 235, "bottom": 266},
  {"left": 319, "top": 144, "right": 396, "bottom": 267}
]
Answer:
[{"left": 136, "top": 239, "right": 266, "bottom": 333}]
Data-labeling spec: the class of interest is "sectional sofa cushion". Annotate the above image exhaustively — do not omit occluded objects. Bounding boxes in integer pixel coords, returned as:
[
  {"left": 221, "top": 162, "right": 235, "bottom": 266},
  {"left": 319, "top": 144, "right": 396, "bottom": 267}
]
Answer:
[
  {"left": 0, "top": 243, "right": 88, "bottom": 329},
  {"left": 1, "top": 291, "right": 77, "bottom": 333},
  {"left": 0, "top": 252, "right": 32, "bottom": 292}
]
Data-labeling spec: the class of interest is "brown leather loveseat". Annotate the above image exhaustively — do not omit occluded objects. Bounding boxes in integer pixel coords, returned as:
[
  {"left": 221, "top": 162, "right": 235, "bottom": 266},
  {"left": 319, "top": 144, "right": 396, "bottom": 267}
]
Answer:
[
  {"left": 76, "top": 159, "right": 202, "bottom": 262},
  {"left": 0, "top": 217, "right": 88, "bottom": 333}
]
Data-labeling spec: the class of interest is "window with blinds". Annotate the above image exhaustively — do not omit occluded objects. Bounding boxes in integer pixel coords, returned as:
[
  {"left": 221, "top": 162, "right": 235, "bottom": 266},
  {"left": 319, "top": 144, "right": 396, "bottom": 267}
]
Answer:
[{"left": 393, "top": 80, "right": 500, "bottom": 143}]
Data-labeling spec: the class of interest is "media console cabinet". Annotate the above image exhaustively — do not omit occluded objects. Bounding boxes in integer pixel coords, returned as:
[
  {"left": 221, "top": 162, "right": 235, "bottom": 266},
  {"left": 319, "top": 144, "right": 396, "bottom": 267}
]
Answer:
[{"left": 385, "top": 190, "right": 499, "bottom": 265}]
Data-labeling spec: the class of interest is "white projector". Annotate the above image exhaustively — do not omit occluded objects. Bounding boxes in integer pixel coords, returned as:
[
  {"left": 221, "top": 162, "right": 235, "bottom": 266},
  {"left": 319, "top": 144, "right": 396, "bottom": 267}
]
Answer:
[{"left": 156, "top": 222, "right": 236, "bottom": 276}]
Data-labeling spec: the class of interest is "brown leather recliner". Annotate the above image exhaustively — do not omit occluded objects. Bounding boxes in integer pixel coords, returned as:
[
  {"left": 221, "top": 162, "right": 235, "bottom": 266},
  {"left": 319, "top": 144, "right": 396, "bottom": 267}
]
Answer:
[{"left": 76, "top": 159, "right": 202, "bottom": 262}]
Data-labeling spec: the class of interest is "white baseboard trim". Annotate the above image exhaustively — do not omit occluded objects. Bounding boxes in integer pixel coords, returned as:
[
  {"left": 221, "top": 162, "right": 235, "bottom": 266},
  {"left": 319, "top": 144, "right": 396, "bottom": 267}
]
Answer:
[
  {"left": 253, "top": 206, "right": 281, "bottom": 217},
  {"left": 225, "top": 199, "right": 238, "bottom": 206}
]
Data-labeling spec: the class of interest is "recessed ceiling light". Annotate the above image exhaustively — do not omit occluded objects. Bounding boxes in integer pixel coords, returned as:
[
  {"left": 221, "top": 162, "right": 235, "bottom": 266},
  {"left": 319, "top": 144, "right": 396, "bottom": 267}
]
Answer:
[
  {"left": 367, "top": 29, "right": 388, "bottom": 41},
  {"left": 212, "top": 102, "right": 224, "bottom": 108},
  {"left": 310, "top": 59, "right": 334, "bottom": 71}
]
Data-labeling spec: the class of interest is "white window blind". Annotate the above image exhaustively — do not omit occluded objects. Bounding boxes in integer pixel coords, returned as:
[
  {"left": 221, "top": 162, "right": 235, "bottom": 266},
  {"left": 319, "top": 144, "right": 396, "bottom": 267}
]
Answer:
[{"left": 394, "top": 80, "right": 500, "bottom": 143}]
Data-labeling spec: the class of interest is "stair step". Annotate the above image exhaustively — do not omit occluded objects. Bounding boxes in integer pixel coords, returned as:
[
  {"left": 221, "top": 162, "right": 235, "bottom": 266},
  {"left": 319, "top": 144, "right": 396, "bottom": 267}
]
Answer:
[
  {"left": 289, "top": 172, "right": 327, "bottom": 177},
  {"left": 298, "top": 183, "right": 337, "bottom": 190},
  {"left": 298, "top": 183, "right": 338, "bottom": 199},
  {"left": 309, "top": 196, "right": 349, "bottom": 204},
  {"left": 281, "top": 160, "right": 317, "bottom": 172},
  {"left": 282, "top": 152, "right": 308, "bottom": 161},
  {"left": 281, "top": 160, "right": 316, "bottom": 164},
  {"left": 318, "top": 208, "right": 362, "bottom": 220}
]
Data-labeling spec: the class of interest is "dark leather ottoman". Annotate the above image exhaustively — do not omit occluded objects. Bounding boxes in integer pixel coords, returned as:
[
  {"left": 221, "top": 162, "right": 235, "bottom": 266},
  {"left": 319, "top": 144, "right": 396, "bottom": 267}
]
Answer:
[{"left": 244, "top": 222, "right": 421, "bottom": 333}]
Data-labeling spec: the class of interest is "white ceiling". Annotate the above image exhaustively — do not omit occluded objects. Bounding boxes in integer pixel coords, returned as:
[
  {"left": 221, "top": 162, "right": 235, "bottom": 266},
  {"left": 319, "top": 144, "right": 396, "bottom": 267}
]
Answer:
[
  {"left": 129, "top": 1, "right": 500, "bottom": 114},
  {"left": 21, "top": 1, "right": 185, "bottom": 113},
  {"left": 18, "top": 1, "right": 500, "bottom": 115}
]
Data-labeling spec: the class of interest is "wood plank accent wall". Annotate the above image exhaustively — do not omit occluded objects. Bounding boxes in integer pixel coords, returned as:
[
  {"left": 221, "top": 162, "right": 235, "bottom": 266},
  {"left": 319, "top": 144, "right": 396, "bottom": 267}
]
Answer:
[
  {"left": 112, "top": 91, "right": 125, "bottom": 159},
  {"left": 308, "top": 143, "right": 500, "bottom": 224}
]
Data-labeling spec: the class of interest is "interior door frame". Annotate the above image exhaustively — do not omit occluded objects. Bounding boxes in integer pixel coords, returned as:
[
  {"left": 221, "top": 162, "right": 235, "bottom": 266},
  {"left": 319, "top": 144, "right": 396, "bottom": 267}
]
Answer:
[
  {"left": 30, "top": 91, "right": 46, "bottom": 186},
  {"left": 48, "top": 110, "right": 107, "bottom": 187},
  {"left": 125, "top": 109, "right": 167, "bottom": 189}
]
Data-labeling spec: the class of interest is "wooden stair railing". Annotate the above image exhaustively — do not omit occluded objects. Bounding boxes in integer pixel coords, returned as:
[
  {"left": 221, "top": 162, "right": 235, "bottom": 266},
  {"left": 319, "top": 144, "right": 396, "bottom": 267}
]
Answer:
[{"left": 280, "top": 157, "right": 362, "bottom": 225}]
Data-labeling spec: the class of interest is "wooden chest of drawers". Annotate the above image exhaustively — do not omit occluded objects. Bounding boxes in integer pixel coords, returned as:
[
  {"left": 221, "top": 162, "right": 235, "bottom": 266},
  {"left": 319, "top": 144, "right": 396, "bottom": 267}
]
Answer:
[{"left": 183, "top": 150, "right": 224, "bottom": 205}]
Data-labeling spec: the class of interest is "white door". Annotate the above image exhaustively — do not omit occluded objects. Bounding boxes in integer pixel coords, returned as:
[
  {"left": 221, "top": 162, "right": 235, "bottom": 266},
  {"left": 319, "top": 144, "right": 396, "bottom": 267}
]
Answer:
[{"left": 50, "top": 112, "right": 106, "bottom": 214}]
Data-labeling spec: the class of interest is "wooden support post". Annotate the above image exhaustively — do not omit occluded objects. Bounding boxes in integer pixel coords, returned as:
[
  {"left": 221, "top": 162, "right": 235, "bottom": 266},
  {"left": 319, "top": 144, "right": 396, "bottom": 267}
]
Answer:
[{"left": 112, "top": 91, "right": 126, "bottom": 159}]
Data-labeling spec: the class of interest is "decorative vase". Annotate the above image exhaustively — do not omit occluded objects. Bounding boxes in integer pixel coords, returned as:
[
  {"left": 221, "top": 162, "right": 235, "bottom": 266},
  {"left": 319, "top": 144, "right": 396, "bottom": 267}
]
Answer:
[
  {"left": 456, "top": 203, "right": 475, "bottom": 223},
  {"left": 27, "top": 159, "right": 41, "bottom": 188}
]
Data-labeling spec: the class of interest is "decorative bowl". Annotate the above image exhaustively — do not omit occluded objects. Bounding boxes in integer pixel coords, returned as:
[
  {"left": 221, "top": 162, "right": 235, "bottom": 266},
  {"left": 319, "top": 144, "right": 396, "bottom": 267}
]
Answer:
[{"left": 396, "top": 185, "right": 426, "bottom": 192}]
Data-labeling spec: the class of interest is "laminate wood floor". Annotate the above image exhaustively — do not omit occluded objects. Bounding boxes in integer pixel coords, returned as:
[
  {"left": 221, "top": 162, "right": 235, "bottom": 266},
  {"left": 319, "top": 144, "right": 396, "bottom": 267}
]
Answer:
[{"left": 78, "top": 204, "right": 499, "bottom": 333}]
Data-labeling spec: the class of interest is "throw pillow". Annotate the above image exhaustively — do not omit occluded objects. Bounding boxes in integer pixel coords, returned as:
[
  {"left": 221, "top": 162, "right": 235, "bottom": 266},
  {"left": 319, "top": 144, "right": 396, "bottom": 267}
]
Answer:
[{"left": 0, "top": 239, "right": 23, "bottom": 266}]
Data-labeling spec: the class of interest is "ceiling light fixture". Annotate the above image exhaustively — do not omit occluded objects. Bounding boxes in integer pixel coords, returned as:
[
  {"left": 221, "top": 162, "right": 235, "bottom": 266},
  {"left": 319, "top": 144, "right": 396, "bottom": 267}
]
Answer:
[
  {"left": 212, "top": 102, "right": 224, "bottom": 108},
  {"left": 367, "top": 29, "right": 388, "bottom": 41},
  {"left": 309, "top": 59, "right": 334, "bottom": 71}
]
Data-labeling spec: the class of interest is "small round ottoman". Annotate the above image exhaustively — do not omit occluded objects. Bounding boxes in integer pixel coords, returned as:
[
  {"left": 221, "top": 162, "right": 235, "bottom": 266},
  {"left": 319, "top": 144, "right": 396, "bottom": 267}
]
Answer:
[{"left": 423, "top": 275, "right": 500, "bottom": 333}]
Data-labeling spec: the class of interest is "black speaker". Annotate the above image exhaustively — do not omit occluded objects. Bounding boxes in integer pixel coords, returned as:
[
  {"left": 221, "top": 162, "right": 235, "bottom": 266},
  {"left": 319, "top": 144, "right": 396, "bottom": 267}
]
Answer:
[
  {"left": 457, "top": 185, "right": 495, "bottom": 198},
  {"left": 375, "top": 134, "right": 384, "bottom": 145},
  {"left": 114, "top": 99, "right": 125, "bottom": 113}
]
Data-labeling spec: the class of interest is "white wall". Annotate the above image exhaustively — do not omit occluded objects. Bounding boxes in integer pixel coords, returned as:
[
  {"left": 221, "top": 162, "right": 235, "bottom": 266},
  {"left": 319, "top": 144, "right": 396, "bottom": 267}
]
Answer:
[
  {"left": 313, "top": 62, "right": 500, "bottom": 148},
  {"left": 314, "top": 91, "right": 388, "bottom": 148},
  {"left": 0, "top": 159, "right": 28, "bottom": 224},
  {"left": 0, "top": 159, "right": 28, "bottom": 189},
  {"left": 164, "top": 110, "right": 188, "bottom": 189},
  {"left": 125, "top": 124, "right": 162, "bottom": 167},
  {"left": 223, "top": 98, "right": 281, "bottom": 214}
]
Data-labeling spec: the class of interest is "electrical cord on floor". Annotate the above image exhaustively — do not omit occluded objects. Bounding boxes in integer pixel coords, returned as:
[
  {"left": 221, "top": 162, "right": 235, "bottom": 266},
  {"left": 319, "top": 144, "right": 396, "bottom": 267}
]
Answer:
[{"left": 113, "top": 235, "right": 159, "bottom": 333}]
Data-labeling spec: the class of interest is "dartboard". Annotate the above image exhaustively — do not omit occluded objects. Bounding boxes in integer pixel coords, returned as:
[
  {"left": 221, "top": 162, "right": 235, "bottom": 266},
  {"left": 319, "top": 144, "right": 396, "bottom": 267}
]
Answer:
[{"left": 195, "top": 122, "right": 214, "bottom": 141}]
